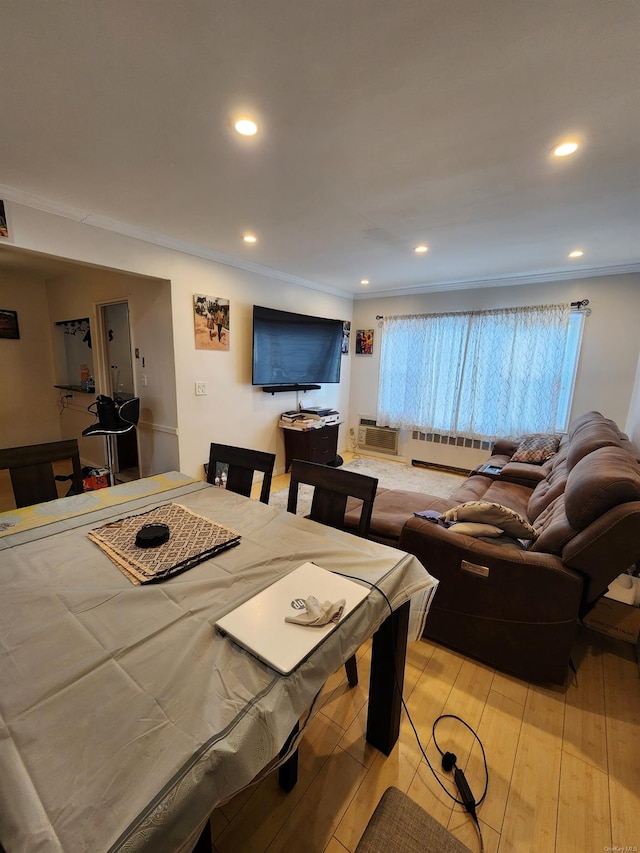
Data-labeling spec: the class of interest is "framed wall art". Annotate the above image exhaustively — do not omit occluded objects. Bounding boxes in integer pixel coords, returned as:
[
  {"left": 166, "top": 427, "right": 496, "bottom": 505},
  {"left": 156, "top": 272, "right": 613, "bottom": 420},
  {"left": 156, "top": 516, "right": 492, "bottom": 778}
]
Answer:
[
  {"left": 355, "top": 328, "right": 374, "bottom": 354},
  {"left": 193, "top": 295, "right": 229, "bottom": 351},
  {"left": 341, "top": 320, "right": 351, "bottom": 354},
  {"left": 0, "top": 200, "right": 8, "bottom": 239},
  {"left": 0, "top": 309, "right": 19, "bottom": 339}
]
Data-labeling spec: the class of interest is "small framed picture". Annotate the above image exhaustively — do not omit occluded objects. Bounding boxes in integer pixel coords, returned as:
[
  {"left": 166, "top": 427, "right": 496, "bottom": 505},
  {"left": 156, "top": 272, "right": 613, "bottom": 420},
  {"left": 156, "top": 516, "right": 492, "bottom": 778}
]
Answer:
[
  {"left": 0, "top": 200, "right": 8, "bottom": 239},
  {"left": 341, "top": 320, "right": 351, "bottom": 354},
  {"left": 355, "top": 328, "right": 374, "bottom": 354},
  {"left": 193, "top": 295, "right": 229, "bottom": 351},
  {"left": 0, "top": 309, "right": 19, "bottom": 340}
]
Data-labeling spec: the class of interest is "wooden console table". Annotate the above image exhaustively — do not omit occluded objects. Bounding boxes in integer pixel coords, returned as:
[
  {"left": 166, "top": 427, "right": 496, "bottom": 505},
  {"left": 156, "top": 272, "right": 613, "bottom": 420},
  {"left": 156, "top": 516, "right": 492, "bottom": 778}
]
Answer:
[{"left": 280, "top": 422, "right": 340, "bottom": 471}]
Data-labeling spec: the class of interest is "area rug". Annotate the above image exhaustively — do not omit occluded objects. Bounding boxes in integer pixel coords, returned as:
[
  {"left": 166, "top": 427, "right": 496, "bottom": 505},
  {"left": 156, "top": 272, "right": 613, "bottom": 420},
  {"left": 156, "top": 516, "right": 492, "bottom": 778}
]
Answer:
[{"left": 269, "top": 455, "right": 466, "bottom": 516}]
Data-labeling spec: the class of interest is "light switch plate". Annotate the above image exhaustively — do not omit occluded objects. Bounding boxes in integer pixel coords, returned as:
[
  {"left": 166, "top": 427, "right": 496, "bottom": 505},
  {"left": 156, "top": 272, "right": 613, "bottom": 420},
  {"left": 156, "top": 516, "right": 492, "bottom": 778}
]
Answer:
[{"left": 195, "top": 381, "right": 207, "bottom": 396}]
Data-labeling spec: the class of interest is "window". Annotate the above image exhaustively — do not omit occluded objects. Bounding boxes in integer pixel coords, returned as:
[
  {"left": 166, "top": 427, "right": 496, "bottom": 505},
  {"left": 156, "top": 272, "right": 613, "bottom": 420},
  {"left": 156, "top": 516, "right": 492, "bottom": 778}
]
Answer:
[{"left": 377, "top": 304, "right": 584, "bottom": 440}]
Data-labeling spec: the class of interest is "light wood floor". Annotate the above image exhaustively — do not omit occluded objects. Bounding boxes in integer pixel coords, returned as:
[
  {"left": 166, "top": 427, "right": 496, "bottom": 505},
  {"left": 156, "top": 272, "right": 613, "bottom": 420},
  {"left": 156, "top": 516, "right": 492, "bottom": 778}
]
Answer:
[
  {"left": 209, "top": 626, "right": 639, "bottom": 853},
  {"left": 230, "top": 453, "right": 640, "bottom": 853}
]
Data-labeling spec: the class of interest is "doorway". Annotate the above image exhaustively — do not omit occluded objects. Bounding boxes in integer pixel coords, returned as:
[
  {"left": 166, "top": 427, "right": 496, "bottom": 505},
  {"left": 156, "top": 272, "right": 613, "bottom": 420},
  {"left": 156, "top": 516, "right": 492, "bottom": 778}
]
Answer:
[{"left": 97, "top": 300, "right": 140, "bottom": 481}]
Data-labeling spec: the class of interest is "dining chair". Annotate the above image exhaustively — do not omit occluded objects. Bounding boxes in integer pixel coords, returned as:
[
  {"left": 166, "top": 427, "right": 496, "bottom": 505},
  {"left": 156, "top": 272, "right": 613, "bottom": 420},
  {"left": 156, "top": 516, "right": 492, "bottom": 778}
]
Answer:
[
  {"left": 206, "top": 442, "right": 276, "bottom": 504},
  {"left": 278, "top": 458, "right": 379, "bottom": 794},
  {"left": 286, "top": 458, "right": 379, "bottom": 685},
  {"left": 0, "top": 439, "right": 83, "bottom": 508}
]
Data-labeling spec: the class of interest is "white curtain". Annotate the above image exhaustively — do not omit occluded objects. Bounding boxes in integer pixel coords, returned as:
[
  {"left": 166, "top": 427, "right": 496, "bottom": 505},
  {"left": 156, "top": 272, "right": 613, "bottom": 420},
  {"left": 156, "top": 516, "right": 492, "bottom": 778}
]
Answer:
[{"left": 377, "top": 303, "right": 571, "bottom": 440}]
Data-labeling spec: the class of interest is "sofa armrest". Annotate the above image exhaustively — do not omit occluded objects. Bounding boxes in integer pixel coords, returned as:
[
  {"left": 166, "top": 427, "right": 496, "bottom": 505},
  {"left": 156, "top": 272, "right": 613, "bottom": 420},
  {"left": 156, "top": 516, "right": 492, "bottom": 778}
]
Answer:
[
  {"left": 492, "top": 438, "right": 518, "bottom": 457},
  {"left": 399, "top": 516, "right": 583, "bottom": 623}
]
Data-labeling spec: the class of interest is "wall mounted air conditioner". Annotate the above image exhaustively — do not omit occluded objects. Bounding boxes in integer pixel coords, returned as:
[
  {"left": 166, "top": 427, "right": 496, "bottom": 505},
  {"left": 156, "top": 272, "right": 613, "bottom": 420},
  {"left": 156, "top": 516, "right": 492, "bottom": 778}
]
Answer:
[{"left": 357, "top": 417, "right": 399, "bottom": 455}]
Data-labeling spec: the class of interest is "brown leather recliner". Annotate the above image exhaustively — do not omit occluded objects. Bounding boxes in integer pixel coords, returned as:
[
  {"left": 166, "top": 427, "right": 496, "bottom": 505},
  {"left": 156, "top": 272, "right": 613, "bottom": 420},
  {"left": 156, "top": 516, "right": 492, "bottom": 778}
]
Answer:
[{"left": 345, "top": 412, "right": 640, "bottom": 684}]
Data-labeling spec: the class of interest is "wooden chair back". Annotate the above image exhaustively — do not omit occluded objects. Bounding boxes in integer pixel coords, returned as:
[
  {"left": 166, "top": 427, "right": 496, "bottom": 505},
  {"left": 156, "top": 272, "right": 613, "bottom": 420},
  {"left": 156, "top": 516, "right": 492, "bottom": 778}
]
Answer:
[
  {"left": 0, "top": 439, "right": 83, "bottom": 508},
  {"left": 287, "top": 459, "right": 378, "bottom": 537},
  {"left": 206, "top": 443, "right": 276, "bottom": 504}
]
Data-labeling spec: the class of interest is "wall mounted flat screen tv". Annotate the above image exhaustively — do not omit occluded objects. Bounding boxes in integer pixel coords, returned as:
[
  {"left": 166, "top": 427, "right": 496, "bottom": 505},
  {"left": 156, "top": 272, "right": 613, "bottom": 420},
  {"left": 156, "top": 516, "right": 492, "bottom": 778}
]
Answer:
[{"left": 252, "top": 305, "right": 342, "bottom": 387}]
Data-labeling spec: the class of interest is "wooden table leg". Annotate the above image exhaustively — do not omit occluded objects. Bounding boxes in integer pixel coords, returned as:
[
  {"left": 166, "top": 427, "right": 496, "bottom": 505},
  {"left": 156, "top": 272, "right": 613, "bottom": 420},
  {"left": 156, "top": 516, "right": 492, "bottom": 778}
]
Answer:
[
  {"left": 278, "top": 721, "right": 300, "bottom": 792},
  {"left": 365, "top": 600, "right": 409, "bottom": 755}
]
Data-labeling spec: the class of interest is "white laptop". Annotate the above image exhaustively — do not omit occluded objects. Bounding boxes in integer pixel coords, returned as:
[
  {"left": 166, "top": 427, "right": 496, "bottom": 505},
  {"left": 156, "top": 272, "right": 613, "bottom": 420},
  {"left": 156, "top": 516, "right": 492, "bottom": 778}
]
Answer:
[{"left": 215, "top": 561, "right": 370, "bottom": 675}]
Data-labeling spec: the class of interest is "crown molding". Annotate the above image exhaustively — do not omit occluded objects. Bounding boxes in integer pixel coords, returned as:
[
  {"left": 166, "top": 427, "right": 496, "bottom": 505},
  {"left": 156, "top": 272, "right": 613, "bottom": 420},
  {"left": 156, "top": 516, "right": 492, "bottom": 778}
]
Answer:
[
  {"left": 353, "top": 264, "right": 640, "bottom": 299},
  {"left": 3, "top": 184, "right": 638, "bottom": 303},
  {"left": 0, "top": 185, "right": 350, "bottom": 300}
]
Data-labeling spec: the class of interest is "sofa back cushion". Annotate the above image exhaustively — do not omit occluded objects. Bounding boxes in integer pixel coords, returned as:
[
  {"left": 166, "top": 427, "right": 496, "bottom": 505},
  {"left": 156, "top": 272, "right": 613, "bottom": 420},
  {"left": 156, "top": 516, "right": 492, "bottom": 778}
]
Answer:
[
  {"left": 565, "top": 421, "right": 621, "bottom": 470},
  {"left": 527, "top": 456, "right": 569, "bottom": 522},
  {"left": 567, "top": 410, "right": 604, "bottom": 438},
  {"left": 564, "top": 446, "right": 640, "bottom": 530},
  {"left": 529, "top": 494, "right": 575, "bottom": 555},
  {"left": 529, "top": 445, "right": 640, "bottom": 555}
]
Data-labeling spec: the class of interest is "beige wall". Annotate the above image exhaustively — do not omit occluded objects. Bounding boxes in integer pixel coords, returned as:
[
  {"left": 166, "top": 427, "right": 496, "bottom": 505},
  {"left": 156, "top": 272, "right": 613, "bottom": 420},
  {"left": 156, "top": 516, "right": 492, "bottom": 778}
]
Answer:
[
  {"left": 6, "top": 202, "right": 353, "bottom": 479},
  {"left": 351, "top": 274, "right": 640, "bottom": 466},
  {"left": 45, "top": 266, "right": 178, "bottom": 476},
  {"left": 0, "top": 273, "right": 61, "bottom": 447}
]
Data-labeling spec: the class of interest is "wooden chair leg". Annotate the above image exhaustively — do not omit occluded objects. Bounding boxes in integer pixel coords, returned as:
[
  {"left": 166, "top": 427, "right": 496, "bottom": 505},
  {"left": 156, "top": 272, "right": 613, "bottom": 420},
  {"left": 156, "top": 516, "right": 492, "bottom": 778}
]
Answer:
[{"left": 345, "top": 653, "right": 358, "bottom": 687}]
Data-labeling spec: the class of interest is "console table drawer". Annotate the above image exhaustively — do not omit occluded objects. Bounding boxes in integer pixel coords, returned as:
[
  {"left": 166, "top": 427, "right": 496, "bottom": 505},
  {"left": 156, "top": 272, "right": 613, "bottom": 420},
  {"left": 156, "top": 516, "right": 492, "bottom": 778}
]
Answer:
[{"left": 282, "top": 423, "right": 339, "bottom": 471}]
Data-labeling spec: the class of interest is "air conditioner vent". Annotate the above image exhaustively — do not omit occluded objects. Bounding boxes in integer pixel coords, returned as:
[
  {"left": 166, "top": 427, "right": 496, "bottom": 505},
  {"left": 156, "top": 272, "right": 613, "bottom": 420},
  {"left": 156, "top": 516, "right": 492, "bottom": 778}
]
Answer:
[{"left": 358, "top": 419, "right": 399, "bottom": 455}]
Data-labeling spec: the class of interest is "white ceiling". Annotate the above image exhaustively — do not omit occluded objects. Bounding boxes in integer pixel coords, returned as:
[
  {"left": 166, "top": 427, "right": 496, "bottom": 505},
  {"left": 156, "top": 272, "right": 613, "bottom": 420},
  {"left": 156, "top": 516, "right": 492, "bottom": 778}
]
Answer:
[{"left": 1, "top": 0, "right": 639, "bottom": 297}]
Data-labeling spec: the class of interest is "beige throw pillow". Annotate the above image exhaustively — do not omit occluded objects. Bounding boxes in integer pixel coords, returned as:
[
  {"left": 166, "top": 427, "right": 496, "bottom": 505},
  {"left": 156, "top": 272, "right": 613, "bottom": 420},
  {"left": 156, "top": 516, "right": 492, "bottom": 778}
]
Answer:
[
  {"left": 449, "top": 522, "right": 504, "bottom": 537},
  {"left": 442, "top": 501, "right": 537, "bottom": 539}
]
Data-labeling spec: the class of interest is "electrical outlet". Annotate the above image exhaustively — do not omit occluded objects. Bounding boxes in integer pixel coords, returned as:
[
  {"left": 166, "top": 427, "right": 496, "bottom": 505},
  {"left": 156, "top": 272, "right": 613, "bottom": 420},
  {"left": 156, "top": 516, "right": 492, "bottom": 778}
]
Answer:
[{"left": 195, "top": 381, "right": 208, "bottom": 396}]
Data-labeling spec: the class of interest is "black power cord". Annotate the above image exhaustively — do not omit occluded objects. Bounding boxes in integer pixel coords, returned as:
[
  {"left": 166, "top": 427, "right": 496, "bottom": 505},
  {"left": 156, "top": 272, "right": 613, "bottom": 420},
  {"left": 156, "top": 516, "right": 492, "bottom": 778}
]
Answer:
[
  {"left": 336, "top": 572, "right": 488, "bottom": 852},
  {"left": 433, "top": 716, "right": 488, "bottom": 852}
]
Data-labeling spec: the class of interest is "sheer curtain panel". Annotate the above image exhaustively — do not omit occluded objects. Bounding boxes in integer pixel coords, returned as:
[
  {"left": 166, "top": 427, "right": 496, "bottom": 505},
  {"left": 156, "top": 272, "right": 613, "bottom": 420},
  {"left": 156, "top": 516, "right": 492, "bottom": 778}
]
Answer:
[{"left": 377, "top": 303, "right": 573, "bottom": 441}]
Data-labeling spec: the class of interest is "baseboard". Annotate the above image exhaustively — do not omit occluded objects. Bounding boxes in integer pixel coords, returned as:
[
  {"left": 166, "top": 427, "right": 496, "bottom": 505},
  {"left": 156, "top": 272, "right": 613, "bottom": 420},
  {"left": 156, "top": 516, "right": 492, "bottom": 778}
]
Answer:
[{"left": 411, "top": 458, "right": 472, "bottom": 476}]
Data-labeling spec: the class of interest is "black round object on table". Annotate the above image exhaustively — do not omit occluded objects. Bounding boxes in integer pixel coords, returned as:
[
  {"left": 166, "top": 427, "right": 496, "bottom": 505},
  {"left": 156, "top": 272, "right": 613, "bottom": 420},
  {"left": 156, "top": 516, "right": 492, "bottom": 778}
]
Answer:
[{"left": 135, "top": 523, "right": 170, "bottom": 548}]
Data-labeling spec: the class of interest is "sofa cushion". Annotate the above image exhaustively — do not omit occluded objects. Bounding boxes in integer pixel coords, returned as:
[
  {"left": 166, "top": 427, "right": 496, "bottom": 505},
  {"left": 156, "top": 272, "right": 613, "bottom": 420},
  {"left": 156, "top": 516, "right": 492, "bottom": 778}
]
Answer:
[
  {"left": 529, "top": 494, "right": 575, "bottom": 555},
  {"left": 442, "top": 501, "right": 537, "bottom": 538},
  {"left": 564, "top": 446, "right": 640, "bottom": 531},
  {"left": 527, "top": 457, "right": 569, "bottom": 522},
  {"left": 349, "top": 489, "right": 458, "bottom": 542},
  {"left": 567, "top": 410, "right": 605, "bottom": 438},
  {"left": 565, "top": 421, "right": 621, "bottom": 470},
  {"left": 511, "top": 433, "right": 561, "bottom": 464}
]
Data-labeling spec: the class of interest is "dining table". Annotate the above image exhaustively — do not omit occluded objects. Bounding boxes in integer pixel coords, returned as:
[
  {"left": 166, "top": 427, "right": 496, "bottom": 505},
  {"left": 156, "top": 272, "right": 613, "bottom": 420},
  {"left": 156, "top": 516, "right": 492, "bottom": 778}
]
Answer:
[{"left": 0, "top": 472, "right": 438, "bottom": 853}]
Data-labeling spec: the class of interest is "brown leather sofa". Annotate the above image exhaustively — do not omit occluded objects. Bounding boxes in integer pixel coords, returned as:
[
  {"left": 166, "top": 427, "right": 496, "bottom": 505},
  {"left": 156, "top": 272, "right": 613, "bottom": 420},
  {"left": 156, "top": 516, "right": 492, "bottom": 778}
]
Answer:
[{"left": 344, "top": 412, "right": 640, "bottom": 684}]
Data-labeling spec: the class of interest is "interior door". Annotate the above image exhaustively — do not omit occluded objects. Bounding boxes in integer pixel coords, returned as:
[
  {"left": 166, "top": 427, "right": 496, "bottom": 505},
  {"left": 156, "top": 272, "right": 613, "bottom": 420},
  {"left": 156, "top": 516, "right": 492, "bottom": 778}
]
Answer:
[{"left": 101, "top": 301, "right": 139, "bottom": 477}]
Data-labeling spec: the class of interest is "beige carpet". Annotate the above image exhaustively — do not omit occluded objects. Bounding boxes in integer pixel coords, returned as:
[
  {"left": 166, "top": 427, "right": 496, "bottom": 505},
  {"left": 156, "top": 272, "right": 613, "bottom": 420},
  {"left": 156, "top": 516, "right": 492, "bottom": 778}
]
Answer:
[{"left": 269, "top": 454, "right": 465, "bottom": 515}]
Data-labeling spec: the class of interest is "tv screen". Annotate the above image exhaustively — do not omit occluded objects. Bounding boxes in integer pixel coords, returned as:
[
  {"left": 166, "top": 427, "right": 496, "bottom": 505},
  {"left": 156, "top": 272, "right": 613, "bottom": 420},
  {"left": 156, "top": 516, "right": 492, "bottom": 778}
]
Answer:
[{"left": 252, "top": 305, "right": 342, "bottom": 386}]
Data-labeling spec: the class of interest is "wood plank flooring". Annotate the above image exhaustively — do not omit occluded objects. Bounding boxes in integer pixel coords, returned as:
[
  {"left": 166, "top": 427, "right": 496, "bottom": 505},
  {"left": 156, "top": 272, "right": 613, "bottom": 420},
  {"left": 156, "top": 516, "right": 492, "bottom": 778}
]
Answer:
[{"left": 208, "top": 626, "right": 639, "bottom": 853}]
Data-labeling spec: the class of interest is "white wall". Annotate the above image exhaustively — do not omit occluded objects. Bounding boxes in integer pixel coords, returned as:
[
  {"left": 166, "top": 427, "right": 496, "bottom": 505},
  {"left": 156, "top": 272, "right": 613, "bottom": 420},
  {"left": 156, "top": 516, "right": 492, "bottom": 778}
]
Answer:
[
  {"left": 625, "top": 353, "right": 640, "bottom": 445},
  {"left": 0, "top": 273, "right": 61, "bottom": 447},
  {"left": 7, "top": 202, "right": 353, "bottom": 478},
  {"left": 45, "top": 265, "right": 179, "bottom": 476},
  {"left": 352, "top": 274, "right": 640, "bottom": 466}
]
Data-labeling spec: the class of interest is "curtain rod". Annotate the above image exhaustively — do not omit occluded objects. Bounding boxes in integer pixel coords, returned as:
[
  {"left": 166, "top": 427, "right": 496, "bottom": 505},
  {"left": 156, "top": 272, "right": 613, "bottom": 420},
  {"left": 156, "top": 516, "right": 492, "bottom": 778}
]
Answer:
[{"left": 375, "top": 299, "right": 590, "bottom": 321}]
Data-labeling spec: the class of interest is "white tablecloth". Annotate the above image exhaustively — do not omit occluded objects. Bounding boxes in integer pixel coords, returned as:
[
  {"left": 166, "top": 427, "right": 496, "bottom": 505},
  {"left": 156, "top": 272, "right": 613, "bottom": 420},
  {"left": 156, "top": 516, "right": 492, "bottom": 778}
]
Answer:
[{"left": 0, "top": 476, "right": 437, "bottom": 852}]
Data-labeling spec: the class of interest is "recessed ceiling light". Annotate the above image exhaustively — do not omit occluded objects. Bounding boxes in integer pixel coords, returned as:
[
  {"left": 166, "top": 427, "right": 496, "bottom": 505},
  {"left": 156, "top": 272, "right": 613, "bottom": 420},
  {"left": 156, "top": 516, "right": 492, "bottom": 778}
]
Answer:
[
  {"left": 568, "top": 249, "right": 584, "bottom": 258},
  {"left": 243, "top": 234, "right": 257, "bottom": 244},
  {"left": 553, "top": 141, "right": 579, "bottom": 157},
  {"left": 360, "top": 279, "right": 370, "bottom": 285},
  {"left": 414, "top": 245, "right": 429, "bottom": 254},
  {"left": 235, "top": 119, "right": 258, "bottom": 136}
]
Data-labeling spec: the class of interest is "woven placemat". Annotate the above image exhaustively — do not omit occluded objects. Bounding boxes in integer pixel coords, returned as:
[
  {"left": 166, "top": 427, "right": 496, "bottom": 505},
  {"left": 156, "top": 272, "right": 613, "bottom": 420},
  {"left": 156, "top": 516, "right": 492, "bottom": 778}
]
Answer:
[{"left": 88, "top": 503, "right": 240, "bottom": 584}]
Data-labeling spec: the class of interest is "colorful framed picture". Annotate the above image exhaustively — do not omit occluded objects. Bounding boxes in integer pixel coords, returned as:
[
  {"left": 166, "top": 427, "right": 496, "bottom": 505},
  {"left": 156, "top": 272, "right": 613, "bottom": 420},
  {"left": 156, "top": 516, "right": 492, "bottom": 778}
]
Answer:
[
  {"left": 341, "top": 320, "right": 351, "bottom": 354},
  {"left": 0, "top": 309, "right": 19, "bottom": 339},
  {"left": 0, "top": 200, "right": 8, "bottom": 239},
  {"left": 355, "top": 328, "right": 374, "bottom": 354},
  {"left": 193, "top": 295, "right": 229, "bottom": 351}
]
